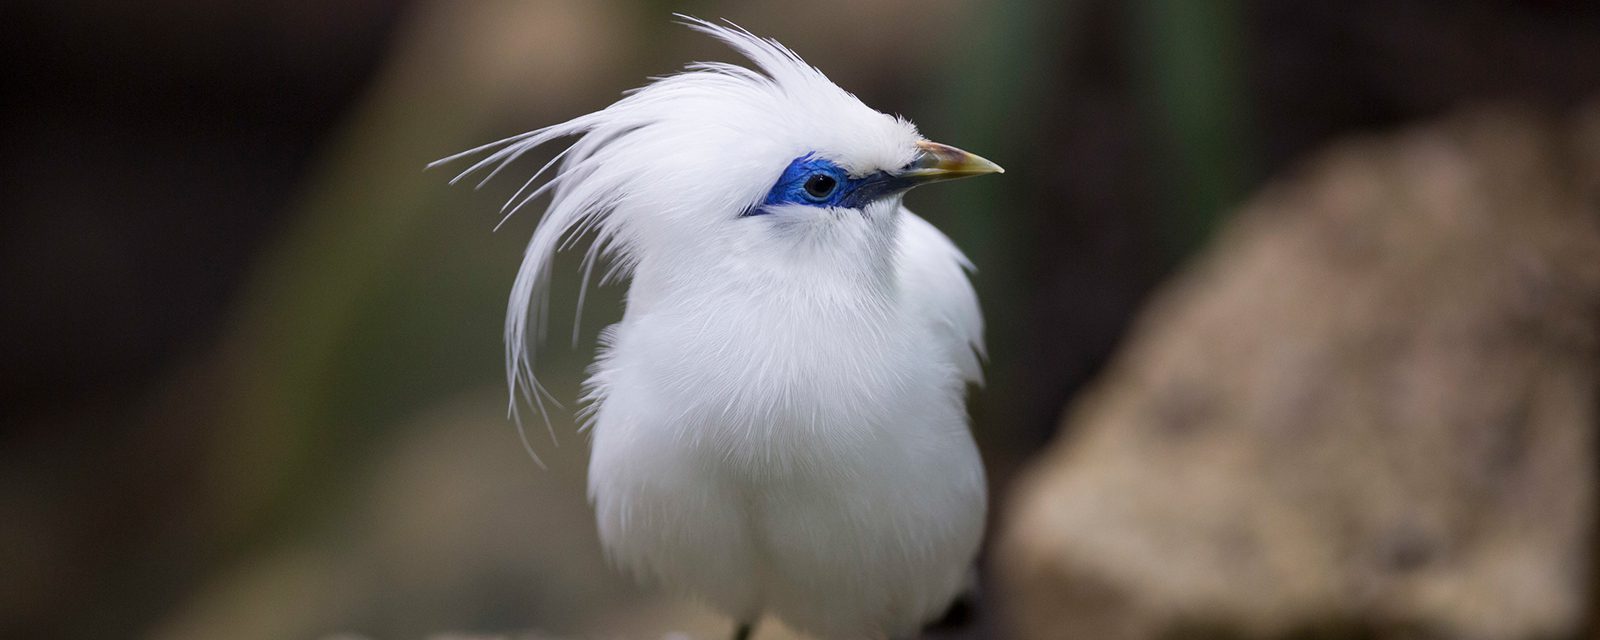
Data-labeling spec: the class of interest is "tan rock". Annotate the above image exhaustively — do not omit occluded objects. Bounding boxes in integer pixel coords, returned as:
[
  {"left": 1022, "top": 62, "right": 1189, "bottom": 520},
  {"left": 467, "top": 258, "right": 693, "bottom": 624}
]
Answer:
[{"left": 997, "top": 105, "right": 1600, "bottom": 640}]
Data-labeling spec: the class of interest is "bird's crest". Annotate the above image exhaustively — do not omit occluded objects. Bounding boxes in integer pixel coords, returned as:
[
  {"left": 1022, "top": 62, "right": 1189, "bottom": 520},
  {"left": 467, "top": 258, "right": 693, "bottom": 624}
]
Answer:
[{"left": 429, "top": 17, "right": 907, "bottom": 452}]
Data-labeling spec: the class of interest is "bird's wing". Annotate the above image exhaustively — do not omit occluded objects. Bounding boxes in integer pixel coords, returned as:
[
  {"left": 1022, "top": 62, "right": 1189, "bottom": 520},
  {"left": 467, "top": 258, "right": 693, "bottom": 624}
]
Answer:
[{"left": 897, "top": 209, "right": 986, "bottom": 385}]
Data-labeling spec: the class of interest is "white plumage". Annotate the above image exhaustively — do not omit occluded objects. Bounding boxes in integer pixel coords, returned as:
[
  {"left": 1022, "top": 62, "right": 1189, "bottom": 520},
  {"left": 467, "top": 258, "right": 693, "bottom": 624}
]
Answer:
[{"left": 436, "top": 18, "right": 1000, "bottom": 639}]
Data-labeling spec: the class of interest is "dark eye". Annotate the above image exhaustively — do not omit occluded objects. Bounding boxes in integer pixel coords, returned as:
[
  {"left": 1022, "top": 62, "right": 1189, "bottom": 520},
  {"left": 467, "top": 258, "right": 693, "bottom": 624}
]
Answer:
[{"left": 803, "top": 173, "right": 838, "bottom": 200}]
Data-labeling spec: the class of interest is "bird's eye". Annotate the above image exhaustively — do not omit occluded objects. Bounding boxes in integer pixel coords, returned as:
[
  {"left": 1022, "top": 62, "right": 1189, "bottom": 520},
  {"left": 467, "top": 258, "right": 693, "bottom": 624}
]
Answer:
[{"left": 803, "top": 173, "right": 838, "bottom": 200}]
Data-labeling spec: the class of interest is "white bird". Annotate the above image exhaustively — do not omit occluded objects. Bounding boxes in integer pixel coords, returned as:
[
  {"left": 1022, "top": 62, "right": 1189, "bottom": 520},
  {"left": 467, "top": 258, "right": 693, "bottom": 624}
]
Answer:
[{"left": 435, "top": 18, "right": 1000, "bottom": 640}]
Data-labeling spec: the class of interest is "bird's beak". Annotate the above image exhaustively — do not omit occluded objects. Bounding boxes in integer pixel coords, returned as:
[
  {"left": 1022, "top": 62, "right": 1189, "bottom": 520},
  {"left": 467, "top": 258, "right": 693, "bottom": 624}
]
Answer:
[
  {"left": 842, "top": 140, "right": 1003, "bottom": 207},
  {"left": 894, "top": 140, "right": 1005, "bottom": 185}
]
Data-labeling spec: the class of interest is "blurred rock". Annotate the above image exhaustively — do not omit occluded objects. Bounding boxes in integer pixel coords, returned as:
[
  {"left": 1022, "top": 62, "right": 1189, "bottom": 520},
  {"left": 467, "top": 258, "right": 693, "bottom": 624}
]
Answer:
[
  {"left": 150, "top": 391, "right": 626, "bottom": 640},
  {"left": 997, "top": 104, "right": 1600, "bottom": 640}
]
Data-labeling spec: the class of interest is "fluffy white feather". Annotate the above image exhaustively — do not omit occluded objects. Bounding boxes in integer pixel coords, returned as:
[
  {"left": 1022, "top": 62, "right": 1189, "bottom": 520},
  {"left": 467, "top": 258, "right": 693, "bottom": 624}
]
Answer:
[{"left": 436, "top": 17, "right": 994, "bottom": 638}]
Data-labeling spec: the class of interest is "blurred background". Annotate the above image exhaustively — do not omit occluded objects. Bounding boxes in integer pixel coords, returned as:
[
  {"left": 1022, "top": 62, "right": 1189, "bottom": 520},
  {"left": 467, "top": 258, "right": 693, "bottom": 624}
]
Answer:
[{"left": 3, "top": 1, "right": 1598, "bottom": 639}]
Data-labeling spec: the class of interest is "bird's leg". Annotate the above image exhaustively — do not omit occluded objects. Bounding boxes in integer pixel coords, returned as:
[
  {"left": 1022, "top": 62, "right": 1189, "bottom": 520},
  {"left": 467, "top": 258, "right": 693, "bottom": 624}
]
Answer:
[{"left": 731, "top": 620, "right": 756, "bottom": 640}]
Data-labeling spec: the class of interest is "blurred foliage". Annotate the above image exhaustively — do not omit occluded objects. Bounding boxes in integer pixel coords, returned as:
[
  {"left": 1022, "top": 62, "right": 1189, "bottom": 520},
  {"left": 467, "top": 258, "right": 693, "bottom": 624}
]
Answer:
[{"left": 1130, "top": 0, "right": 1254, "bottom": 254}]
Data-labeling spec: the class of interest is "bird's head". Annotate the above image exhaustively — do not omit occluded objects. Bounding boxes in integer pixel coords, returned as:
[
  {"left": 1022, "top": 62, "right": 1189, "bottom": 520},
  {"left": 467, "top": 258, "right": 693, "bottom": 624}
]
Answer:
[{"left": 434, "top": 17, "right": 1001, "bottom": 419}]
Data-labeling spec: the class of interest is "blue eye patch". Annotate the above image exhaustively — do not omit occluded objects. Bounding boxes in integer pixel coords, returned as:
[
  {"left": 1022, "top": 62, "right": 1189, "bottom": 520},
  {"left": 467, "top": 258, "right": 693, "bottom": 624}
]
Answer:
[{"left": 743, "top": 154, "right": 908, "bottom": 216}]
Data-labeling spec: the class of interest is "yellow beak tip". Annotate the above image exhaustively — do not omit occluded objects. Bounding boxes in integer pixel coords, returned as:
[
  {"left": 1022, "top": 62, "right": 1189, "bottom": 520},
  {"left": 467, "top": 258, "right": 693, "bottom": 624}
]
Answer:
[{"left": 907, "top": 140, "right": 1005, "bottom": 180}]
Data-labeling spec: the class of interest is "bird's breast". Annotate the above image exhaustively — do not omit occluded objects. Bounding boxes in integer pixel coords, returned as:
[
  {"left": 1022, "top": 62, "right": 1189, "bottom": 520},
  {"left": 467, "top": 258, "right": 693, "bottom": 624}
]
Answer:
[{"left": 593, "top": 283, "right": 964, "bottom": 475}]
